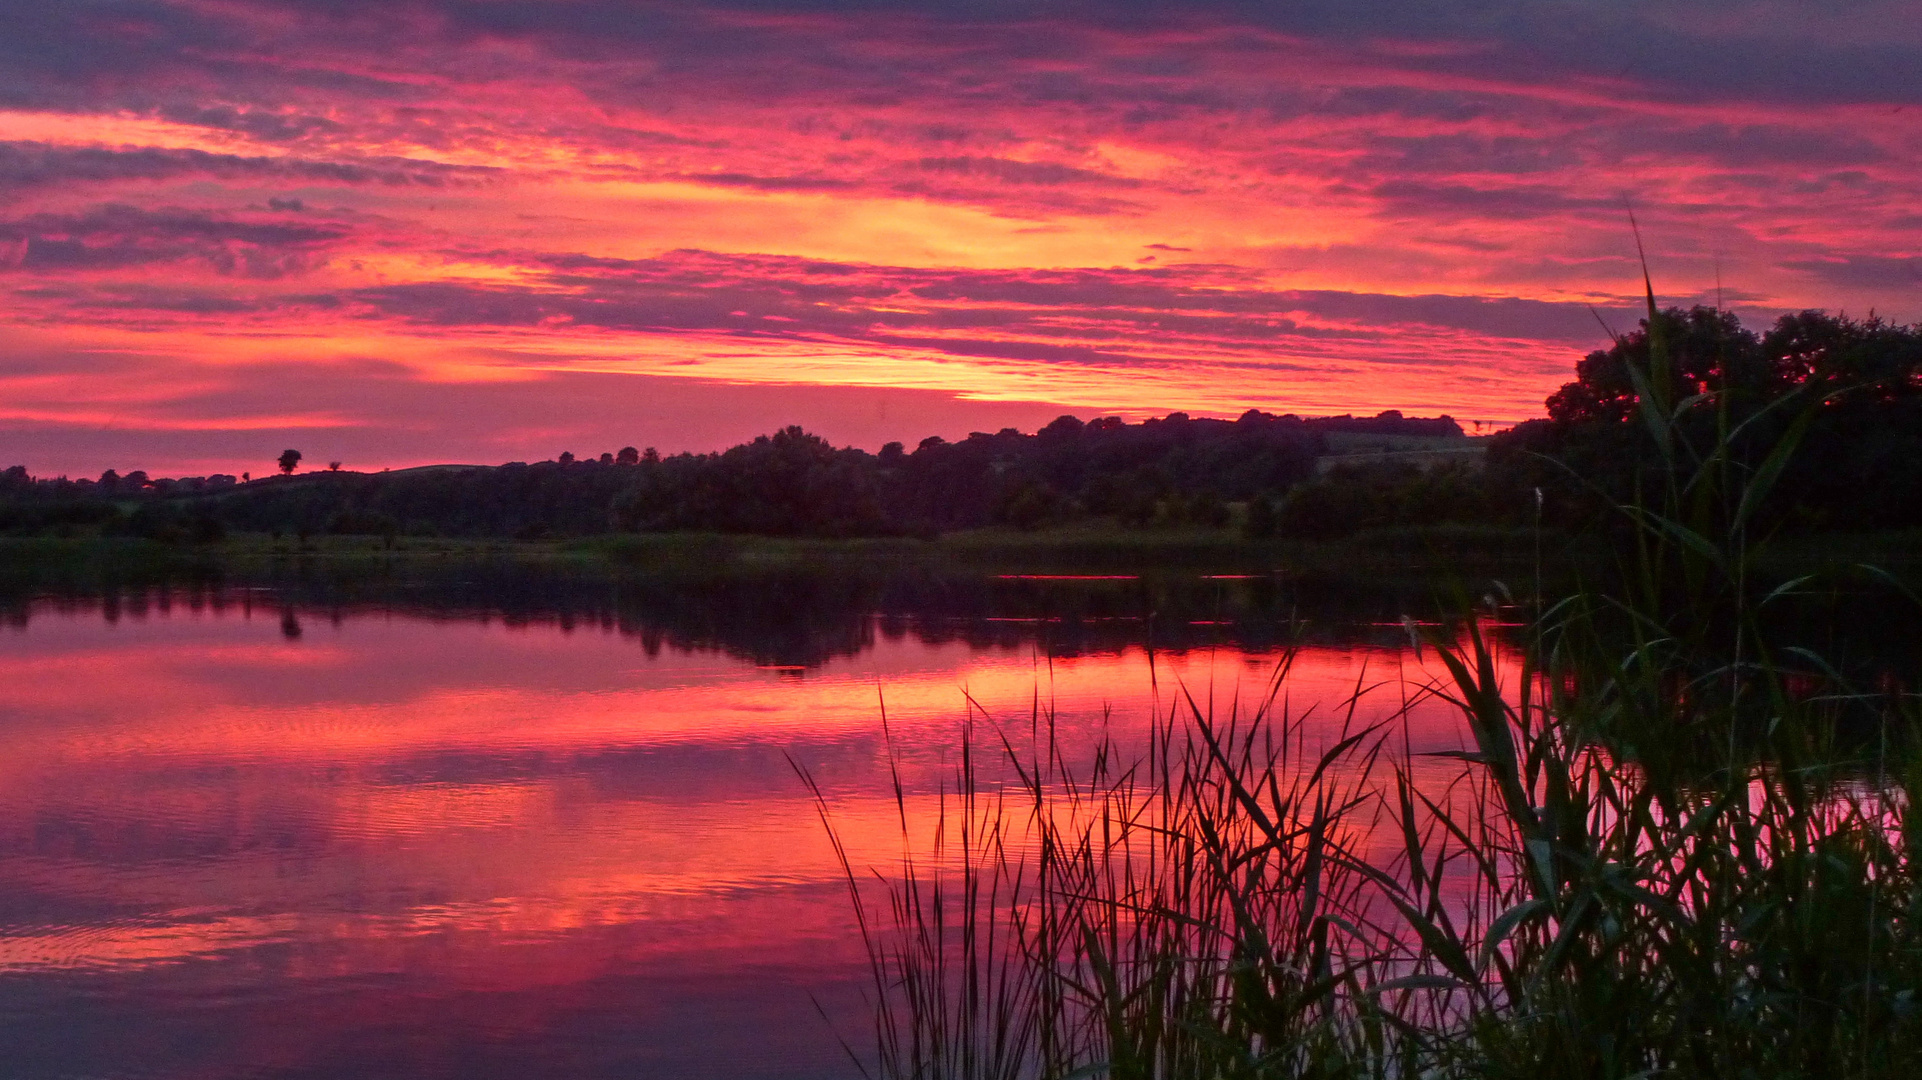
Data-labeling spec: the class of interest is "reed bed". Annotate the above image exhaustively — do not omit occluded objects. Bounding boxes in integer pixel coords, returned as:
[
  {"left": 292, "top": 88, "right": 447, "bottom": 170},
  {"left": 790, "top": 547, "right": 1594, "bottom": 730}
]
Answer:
[
  {"left": 801, "top": 615, "right": 1918, "bottom": 1078},
  {"left": 801, "top": 277, "right": 1921, "bottom": 1077}
]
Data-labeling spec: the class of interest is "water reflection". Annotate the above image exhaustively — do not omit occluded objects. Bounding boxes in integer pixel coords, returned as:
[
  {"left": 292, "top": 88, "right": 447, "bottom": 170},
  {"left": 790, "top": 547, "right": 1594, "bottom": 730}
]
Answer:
[
  {"left": 3, "top": 566, "right": 1456, "bottom": 669},
  {"left": 0, "top": 580, "right": 1495, "bottom": 1079}
]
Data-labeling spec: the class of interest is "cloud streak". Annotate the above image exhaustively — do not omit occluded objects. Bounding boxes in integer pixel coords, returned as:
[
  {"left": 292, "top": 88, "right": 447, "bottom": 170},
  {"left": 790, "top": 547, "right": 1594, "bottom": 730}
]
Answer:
[
  {"left": 0, "top": 204, "right": 353, "bottom": 276},
  {"left": 0, "top": 0, "right": 1918, "bottom": 473},
  {"left": 0, "top": 141, "right": 499, "bottom": 197}
]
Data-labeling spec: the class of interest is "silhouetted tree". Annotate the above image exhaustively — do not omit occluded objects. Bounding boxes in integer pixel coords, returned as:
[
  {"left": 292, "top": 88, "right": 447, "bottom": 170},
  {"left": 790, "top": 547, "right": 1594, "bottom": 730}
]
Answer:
[
  {"left": 277, "top": 450, "right": 301, "bottom": 475},
  {"left": 1545, "top": 306, "right": 1767, "bottom": 424},
  {"left": 1500, "top": 307, "right": 1922, "bottom": 532},
  {"left": 617, "top": 446, "right": 640, "bottom": 466}
]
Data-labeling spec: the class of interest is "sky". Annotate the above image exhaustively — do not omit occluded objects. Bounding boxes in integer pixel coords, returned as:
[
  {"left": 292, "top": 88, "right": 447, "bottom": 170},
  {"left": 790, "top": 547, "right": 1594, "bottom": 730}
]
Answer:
[{"left": 3, "top": 1, "right": 1919, "bottom": 476}]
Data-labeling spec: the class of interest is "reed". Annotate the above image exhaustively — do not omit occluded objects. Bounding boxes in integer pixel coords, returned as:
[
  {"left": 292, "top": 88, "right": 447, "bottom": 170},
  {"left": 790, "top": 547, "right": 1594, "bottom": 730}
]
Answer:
[
  {"left": 805, "top": 637, "right": 1917, "bottom": 1076},
  {"left": 803, "top": 273, "right": 1921, "bottom": 1077}
]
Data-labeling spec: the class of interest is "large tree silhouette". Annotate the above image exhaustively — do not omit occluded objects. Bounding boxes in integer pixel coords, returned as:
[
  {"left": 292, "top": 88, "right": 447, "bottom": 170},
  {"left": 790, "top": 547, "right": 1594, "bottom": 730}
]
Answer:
[
  {"left": 278, "top": 449, "right": 302, "bottom": 475},
  {"left": 1500, "top": 307, "right": 1922, "bottom": 531}
]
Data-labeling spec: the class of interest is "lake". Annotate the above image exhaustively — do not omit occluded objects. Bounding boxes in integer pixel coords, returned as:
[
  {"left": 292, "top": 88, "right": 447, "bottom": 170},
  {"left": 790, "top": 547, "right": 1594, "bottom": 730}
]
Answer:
[{"left": 0, "top": 574, "right": 1493, "bottom": 1079}]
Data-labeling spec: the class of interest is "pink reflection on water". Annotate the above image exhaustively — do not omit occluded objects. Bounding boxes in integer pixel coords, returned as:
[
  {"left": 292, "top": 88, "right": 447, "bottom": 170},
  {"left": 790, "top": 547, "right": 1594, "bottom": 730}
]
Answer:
[{"left": 0, "top": 598, "right": 1507, "bottom": 1078}]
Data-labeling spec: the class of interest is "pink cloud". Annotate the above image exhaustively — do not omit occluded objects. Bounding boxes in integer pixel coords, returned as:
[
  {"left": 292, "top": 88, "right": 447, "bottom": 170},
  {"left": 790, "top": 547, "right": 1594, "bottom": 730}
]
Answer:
[{"left": 1, "top": 1, "right": 1919, "bottom": 472}]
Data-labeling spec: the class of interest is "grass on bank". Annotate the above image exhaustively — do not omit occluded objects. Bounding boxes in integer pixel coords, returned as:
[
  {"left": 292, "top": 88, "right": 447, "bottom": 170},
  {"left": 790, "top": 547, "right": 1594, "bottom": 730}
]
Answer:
[{"left": 0, "top": 522, "right": 1586, "bottom": 576}]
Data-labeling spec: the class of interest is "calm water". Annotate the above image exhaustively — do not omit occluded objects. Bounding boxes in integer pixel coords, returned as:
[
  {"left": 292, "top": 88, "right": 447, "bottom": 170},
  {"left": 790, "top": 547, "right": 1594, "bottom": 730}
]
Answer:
[{"left": 0, "top": 581, "right": 1487, "bottom": 1079}]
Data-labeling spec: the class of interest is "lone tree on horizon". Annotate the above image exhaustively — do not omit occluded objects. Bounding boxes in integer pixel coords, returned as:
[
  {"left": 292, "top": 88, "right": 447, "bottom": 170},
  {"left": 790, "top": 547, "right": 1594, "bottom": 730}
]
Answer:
[{"left": 278, "top": 449, "right": 302, "bottom": 475}]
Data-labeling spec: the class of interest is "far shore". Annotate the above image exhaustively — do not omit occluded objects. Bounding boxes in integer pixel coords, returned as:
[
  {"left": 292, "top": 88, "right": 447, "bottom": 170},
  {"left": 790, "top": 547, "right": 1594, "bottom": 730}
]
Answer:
[{"left": 6, "top": 524, "right": 1919, "bottom": 590}]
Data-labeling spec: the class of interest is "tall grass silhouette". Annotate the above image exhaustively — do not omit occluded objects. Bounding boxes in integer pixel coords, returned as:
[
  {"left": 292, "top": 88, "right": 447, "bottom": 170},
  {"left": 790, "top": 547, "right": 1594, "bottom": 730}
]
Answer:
[{"left": 799, "top": 271, "right": 1921, "bottom": 1077}]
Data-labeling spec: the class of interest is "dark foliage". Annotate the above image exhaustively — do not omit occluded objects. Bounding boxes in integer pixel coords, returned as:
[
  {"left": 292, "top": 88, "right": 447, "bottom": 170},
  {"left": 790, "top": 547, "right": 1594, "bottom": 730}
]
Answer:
[
  {"left": 612, "top": 425, "right": 891, "bottom": 536},
  {"left": 1495, "top": 307, "right": 1922, "bottom": 533},
  {"left": 0, "top": 411, "right": 1459, "bottom": 540},
  {"left": 1275, "top": 461, "right": 1502, "bottom": 539}
]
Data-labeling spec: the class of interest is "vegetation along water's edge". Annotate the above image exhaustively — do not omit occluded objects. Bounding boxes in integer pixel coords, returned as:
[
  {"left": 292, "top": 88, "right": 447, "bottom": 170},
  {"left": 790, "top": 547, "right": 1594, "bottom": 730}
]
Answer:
[{"left": 799, "top": 289, "right": 1922, "bottom": 1079}]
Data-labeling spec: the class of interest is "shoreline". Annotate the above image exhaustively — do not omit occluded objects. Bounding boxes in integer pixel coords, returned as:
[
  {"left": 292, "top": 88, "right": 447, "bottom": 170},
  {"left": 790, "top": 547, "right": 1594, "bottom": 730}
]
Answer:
[
  {"left": 1, "top": 522, "right": 1559, "bottom": 574},
  {"left": 6, "top": 524, "right": 1917, "bottom": 596}
]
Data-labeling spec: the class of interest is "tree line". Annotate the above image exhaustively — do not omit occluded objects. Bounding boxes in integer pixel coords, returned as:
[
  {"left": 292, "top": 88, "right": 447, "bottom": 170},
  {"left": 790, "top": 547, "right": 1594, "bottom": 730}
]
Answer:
[
  {"left": 0, "top": 411, "right": 1458, "bottom": 541},
  {"left": 5, "top": 306, "right": 1918, "bottom": 544}
]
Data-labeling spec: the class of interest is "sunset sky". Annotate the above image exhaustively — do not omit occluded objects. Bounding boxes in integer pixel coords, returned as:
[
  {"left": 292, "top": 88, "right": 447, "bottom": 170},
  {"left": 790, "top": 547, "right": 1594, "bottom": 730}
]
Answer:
[{"left": 4, "top": 1, "right": 1920, "bottom": 475}]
